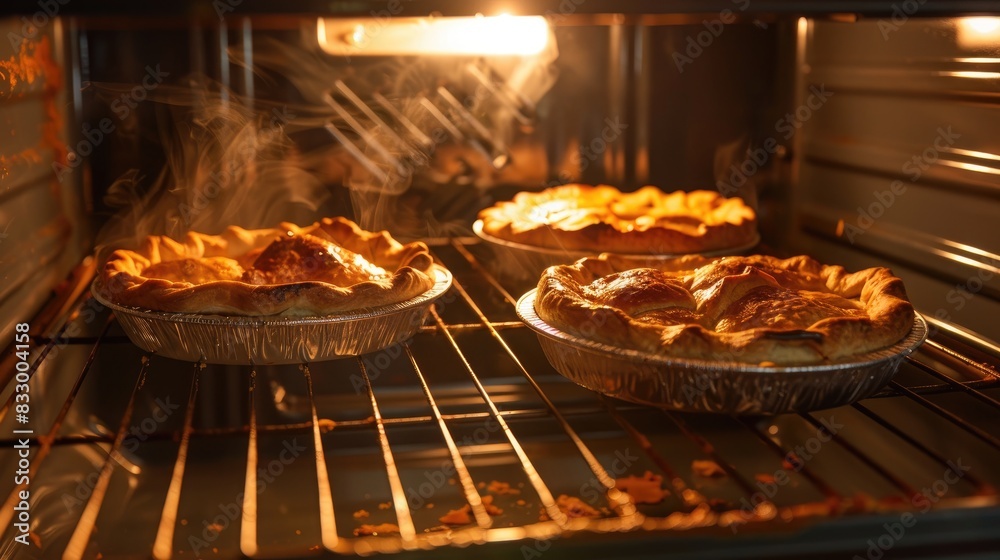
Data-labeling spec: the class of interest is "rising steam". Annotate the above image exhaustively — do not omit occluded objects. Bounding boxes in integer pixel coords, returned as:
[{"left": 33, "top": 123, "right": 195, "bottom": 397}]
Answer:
[
  {"left": 94, "top": 79, "right": 330, "bottom": 261},
  {"left": 238, "top": 36, "right": 558, "bottom": 236},
  {"left": 95, "top": 31, "right": 558, "bottom": 257}
]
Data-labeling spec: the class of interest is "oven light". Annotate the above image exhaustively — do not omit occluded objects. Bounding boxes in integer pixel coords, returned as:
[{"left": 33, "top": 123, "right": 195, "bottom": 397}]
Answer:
[
  {"left": 963, "top": 16, "right": 1000, "bottom": 34},
  {"left": 956, "top": 17, "right": 1000, "bottom": 48},
  {"left": 318, "top": 14, "right": 551, "bottom": 56}
]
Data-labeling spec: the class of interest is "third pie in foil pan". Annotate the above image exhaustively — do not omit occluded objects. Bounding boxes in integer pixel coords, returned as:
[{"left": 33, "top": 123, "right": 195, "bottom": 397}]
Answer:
[
  {"left": 516, "top": 289, "right": 928, "bottom": 415},
  {"left": 93, "top": 265, "right": 452, "bottom": 365},
  {"left": 473, "top": 219, "right": 760, "bottom": 279}
]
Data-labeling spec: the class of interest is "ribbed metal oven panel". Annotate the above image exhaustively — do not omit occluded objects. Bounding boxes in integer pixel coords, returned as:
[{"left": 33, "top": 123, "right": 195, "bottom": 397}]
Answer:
[
  {"left": 0, "top": 16, "right": 88, "bottom": 348},
  {"left": 793, "top": 18, "right": 1000, "bottom": 340}
]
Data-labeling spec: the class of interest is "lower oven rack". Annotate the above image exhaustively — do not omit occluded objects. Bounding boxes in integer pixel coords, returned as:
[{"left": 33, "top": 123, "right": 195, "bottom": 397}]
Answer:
[{"left": 1, "top": 239, "right": 999, "bottom": 559}]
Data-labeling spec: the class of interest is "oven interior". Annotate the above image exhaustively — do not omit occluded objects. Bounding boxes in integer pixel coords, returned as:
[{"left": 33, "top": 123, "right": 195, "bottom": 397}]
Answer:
[{"left": 1, "top": 3, "right": 999, "bottom": 559}]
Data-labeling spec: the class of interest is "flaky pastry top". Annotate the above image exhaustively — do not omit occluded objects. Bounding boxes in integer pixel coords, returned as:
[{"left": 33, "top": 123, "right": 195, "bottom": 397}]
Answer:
[
  {"left": 535, "top": 254, "right": 915, "bottom": 365},
  {"left": 479, "top": 185, "right": 757, "bottom": 253},
  {"left": 98, "top": 217, "right": 435, "bottom": 316}
]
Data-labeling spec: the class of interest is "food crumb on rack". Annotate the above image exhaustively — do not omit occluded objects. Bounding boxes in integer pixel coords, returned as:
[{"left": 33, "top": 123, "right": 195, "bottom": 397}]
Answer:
[
  {"left": 439, "top": 495, "right": 502, "bottom": 525},
  {"left": 487, "top": 480, "right": 521, "bottom": 495},
  {"left": 482, "top": 494, "right": 502, "bottom": 515},
  {"left": 378, "top": 502, "right": 392, "bottom": 510},
  {"left": 783, "top": 452, "right": 803, "bottom": 471},
  {"left": 477, "top": 481, "right": 486, "bottom": 489},
  {"left": 755, "top": 473, "right": 776, "bottom": 485},
  {"left": 692, "top": 459, "right": 727, "bottom": 478},
  {"left": 614, "top": 471, "right": 669, "bottom": 504},
  {"left": 353, "top": 523, "right": 400, "bottom": 537},
  {"left": 438, "top": 506, "right": 472, "bottom": 525},
  {"left": 316, "top": 418, "right": 336, "bottom": 432},
  {"left": 556, "top": 495, "right": 600, "bottom": 518},
  {"left": 352, "top": 509, "right": 370, "bottom": 519},
  {"left": 515, "top": 499, "right": 527, "bottom": 507}
]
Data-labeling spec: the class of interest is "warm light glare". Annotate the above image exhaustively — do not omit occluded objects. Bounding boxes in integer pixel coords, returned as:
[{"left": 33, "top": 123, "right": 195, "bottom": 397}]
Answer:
[
  {"left": 945, "top": 70, "right": 1000, "bottom": 79},
  {"left": 964, "top": 16, "right": 1000, "bottom": 34},
  {"left": 318, "top": 15, "right": 551, "bottom": 56},
  {"left": 956, "top": 17, "right": 1000, "bottom": 48}
]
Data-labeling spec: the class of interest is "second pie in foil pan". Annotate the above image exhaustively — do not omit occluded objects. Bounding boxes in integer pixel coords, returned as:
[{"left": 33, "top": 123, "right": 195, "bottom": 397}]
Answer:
[
  {"left": 516, "top": 289, "right": 928, "bottom": 415},
  {"left": 93, "top": 265, "right": 452, "bottom": 365}
]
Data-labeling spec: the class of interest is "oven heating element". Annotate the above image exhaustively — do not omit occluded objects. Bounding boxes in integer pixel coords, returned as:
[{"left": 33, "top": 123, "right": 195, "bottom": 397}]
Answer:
[{"left": 1, "top": 240, "right": 999, "bottom": 559}]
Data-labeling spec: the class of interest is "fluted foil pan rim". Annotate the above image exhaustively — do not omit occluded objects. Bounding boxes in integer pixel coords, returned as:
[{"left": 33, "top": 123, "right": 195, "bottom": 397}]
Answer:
[
  {"left": 516, "top": 289, "right": 928, "bottom": 414},
  {"left": 91, "top": 265, "right": 452, "bottom": 364}
]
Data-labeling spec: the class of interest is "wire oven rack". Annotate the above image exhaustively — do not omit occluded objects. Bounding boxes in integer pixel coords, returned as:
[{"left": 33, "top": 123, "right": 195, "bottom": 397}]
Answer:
[{"left": 1, "top": 239, "right": 1000, "bottom": 559}]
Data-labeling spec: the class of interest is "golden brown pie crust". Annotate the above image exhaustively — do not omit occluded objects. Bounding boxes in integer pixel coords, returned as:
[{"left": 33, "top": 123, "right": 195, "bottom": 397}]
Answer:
[
  {"left": 478, "top": 184, "right": 757, "bottom": 254},
  {"left": 98, "top": 217, "right": 435, "bottom": 316},
  {"left": 536, "top": 254, "right": 915, "bottom": 365}
]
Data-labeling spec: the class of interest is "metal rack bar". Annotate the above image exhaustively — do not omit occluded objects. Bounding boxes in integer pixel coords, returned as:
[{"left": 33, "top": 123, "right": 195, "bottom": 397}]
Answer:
[
  {"left": 466, "top": 62, "right": 533, "bottom": 126},
  {"left": 889, "top": 381, "right": 1000, "bottom": 451},
  {"left": 359, "top": 359, "right": 418, "bottom": 542},
  {"left": 0, "top": 404, "right": 650, "bottom": 449},
  {"left": 734, "top": 416, "right": 841, "bottom": 502},
  {"left": 0, "top": 316, "right": 113, "bottom": 531},
  {"left": 421, "top": 321, "right": 525, "bottom": 332},
  {"left": 64, "top": 357, "right": 150, "bottom": 559},
  {"left": 663, "top": 412, "right": 762, "bottom": 499},
  {"left": 851, "top": 402, "right": 993, "bottom": 493},
  {"left": 152, "top": 365, "right": 202, "bottom": 560},
  {"left": 923, "top": 339, "right": 1000, "bottom": 380},
  {"left": 418, "top": 97, "right": 464, "bottom": 140},
  {"left": 908, "top": 351, "right": 1000, "bottom": 410},
  {"left": 0, "top": 317, "right": 77, "bottom": 424},
  {"left": 406, "top": 345, "right": 492, "bottom": 528},
  {"left": 239, "top": 369, "right": 260, "bottom": 557},
  {"left": 799, "top": 413, "right": 917, "bottom": 497},
  {"left": 436, "top": 268, "right": 636, "bottom": 518},
  {"left": 877, "top": 378, "right": 1000, "bottom": 397},
  {"left": 436, "top": 86, "right": 509, "bottom": 169},
  {"left": 601, "top": 399, "right": 707, "bottom": 508},
  {"left": 448, "top": 240, "right": 518, "bottom": 306},
  {"left": 303, "top": 365, "right": 339, "bottom": 551},
  {"left": 427, "top": 306, "right": 569, "bottom": 527},
  {"left": 324, "top": 93, "right": 403, "bottom": 174},
  {"left": 334, "top": 80, "right": 414, "bottom": 157},
  {"left": 923, "top": 314, "right": 1000, "bottom": 361},
  {"left": 323, "top": 122, "right": 389, "bottom": 184},
  {"left": 372, "top": 92, "right": 434, "bottom": 150}
]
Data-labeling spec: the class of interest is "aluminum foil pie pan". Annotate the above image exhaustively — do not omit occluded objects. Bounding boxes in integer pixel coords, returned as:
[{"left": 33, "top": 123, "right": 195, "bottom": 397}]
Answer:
[
  {"left": 516, "top": 289, "right": 928, "bottom": 415},
  {"left": 92, "top": 265, "right": 452, "bottom": 365},
  {"left": 473, "top": 219, "right": 760, "bottom": 278}
]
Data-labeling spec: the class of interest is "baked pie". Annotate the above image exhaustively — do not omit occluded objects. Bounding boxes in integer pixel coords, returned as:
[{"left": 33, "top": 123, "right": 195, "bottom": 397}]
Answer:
[
  {"left": 535, "top": 254, "right": 915, "bottom": 365},
  {"left": 99, "top": 217, "right": 435, "bottom": 316},
  {"left": 478, "top": 184, "right": 757, "bottom": 254}
]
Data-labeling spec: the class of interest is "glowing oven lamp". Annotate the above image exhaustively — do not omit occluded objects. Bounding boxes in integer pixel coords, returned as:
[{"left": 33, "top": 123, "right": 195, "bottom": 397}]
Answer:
[{"left": 317, "top": 14, "right": 550, "bottom": 56}]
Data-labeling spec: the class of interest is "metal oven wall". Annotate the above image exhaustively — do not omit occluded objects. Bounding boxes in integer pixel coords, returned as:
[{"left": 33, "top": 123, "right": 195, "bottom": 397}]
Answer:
[
  {"left": 791, "top": 18, "right": 1000, "bottom": 340},
  {"left": 0, "top": 17, "right": 89, "bottom": 344}
]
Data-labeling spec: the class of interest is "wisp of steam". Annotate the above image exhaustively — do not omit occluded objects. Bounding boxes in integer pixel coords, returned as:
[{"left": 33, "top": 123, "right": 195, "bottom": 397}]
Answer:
[{"left": 94, "top": 78, "right": 330, "bottom": 262}]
